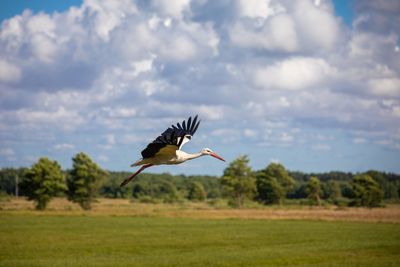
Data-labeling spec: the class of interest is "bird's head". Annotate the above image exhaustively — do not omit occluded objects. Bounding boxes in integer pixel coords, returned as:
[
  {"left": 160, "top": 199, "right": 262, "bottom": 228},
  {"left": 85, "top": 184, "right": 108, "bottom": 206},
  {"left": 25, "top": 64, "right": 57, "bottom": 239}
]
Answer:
[{"left": 201, "top": 148, "right": 225, "bottom": 162}]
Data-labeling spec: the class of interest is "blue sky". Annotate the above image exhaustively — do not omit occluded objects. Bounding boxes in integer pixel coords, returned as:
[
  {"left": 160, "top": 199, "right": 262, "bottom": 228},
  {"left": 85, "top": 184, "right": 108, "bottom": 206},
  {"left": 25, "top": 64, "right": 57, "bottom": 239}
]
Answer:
[{"left": 0, "top": 0, "right": 399, "bottom": 175}]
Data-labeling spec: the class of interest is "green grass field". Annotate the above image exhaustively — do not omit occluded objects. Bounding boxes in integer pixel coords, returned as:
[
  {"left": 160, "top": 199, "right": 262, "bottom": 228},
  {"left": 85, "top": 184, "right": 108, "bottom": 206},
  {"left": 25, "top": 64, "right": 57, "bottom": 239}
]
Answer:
[{"left": 1, "top": 213, "right": 400, "bottom": 267}]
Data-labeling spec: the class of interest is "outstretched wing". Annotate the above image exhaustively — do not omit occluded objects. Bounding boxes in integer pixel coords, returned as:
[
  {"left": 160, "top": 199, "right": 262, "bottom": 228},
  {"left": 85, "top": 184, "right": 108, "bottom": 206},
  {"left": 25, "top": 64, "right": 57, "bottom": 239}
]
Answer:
[{"left": 141, "top": 115, "right": 201, "bottom": 158}]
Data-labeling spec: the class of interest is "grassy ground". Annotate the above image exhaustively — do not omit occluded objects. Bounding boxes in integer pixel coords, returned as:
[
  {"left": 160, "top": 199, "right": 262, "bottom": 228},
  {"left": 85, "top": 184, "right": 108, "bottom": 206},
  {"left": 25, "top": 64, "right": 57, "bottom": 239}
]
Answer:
[
  {"left": 1, "top": 214, "right": 400, "bottom": 267},
  {"left": 2, "top": 198, "right": 400, "bottom": 223},
  {"left": 1, "top": 198, "right": 400, "bottom": 266}
]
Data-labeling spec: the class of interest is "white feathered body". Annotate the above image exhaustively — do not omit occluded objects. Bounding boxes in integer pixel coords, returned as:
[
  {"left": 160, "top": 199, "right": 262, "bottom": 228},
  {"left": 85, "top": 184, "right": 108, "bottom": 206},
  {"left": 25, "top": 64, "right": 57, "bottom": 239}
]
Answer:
[{"left": 131, "top": 145, "right": 202, "bottom": 166}]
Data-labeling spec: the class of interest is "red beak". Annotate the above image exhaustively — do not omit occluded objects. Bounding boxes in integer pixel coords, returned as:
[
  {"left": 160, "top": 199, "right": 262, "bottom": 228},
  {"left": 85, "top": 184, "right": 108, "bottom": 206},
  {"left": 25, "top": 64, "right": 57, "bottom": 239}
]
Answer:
[{"left": 210, "top": 152, "right": 225, "bottom": 162}]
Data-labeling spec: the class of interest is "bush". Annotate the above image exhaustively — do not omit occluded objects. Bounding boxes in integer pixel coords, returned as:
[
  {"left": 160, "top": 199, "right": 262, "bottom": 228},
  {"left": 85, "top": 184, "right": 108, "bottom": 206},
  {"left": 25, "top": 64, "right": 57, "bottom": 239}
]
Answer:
[
  {"left": 187, "top": 182, "right": 207, "bottom": 201},
  {"left": 350, "top": 174, "right": 383, "bottom": 207}
]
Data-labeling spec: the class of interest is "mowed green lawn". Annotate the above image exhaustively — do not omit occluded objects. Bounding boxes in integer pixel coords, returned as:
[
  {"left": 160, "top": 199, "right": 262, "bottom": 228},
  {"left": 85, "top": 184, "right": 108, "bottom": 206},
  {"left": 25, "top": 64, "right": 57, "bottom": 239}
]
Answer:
[{"left": 1, "top": 214, "right": 399, "bottom": 267}]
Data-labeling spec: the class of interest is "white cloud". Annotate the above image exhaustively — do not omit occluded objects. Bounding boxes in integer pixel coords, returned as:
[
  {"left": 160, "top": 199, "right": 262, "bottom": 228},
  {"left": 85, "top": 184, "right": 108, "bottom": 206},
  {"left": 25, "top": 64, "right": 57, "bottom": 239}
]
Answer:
[
  {"left": 0, "top": 148, "right": 16, "bottom": 157},
  {"left": 0, "top": 0, "right": 400, "bottom": 173},
  {"left": 0, "top": 60, "right": 21, "bottom": 83},
  {"left": 30, "top": 34, "right": 58, "bottom": 62},
  {"left": 0, "top": 148, "right": 16, "bottom": 161},
  {"left": 392, "top": 106, "right": 400, "bottom": 118},
  {"left": 312, "top": 144, "right": 331, "bottom": 151},
  {"left": 195, "top": 105, "right": 226, "bottom": 120},
  {"left": 292, "top": 0, "right": 340, "bottom": 51},
  {"left": 131, "top": 57, "right": 154, "bottom": 77},
  {"left": 210, "top": 128, "right": 240, "bottom": 143},
  {"left": 230, "top": 0, "right": 340, "bottom": 52},
  {"left": 106, "top": 134, "right": 115, "bottom": 145},
  {"left": 353, "top": 137, "right": 367, "bottom": 144},
  {"left": 243, "top": 129, "right": 257, "bottom": 138},
  {"left": 237, "top": 0, "right": 283, "bottom": 19},
  {"left": 229, "top": 13, "right": 298, "bottom": 52},
  {"left": 102, "top": 107, "right": 137, "bottom": 118},
  {"left": 83, "top": 0, "right": 138, "bottom": 41},
  {"left": 279, "top": 97, "right": 291, "bottom": 107},
  {"left": 368, "top": 78, "right": 400, "bottom": 97},
  {"left": 98, "top": 155, "right": 109, "bottom": 162},
  {"left": 26, "top": 13, "right": 55, "bottom": 36},
  {"left": 279, "top": 132, "right": 294, "bottom": 143},
  {"left": 53, "top": 143, "right": 75, "bottom": 150},
  {"left": 151, "top": 0, "right": 190, "bottom": 18},
  {"left": 270, "top": 158, "right": 280, "bottom": 164},
  {"left": 254, "top": 57, "right": 334, "bottom": 90},
  {"left": 161, "top": 36, "right": 197, "bottom": 61},
  {"left": 267, "top": 14, "right": 299, "bottom": 52},
  {"left": 11, "top": 107, "right": 85, "bottom": 131}
]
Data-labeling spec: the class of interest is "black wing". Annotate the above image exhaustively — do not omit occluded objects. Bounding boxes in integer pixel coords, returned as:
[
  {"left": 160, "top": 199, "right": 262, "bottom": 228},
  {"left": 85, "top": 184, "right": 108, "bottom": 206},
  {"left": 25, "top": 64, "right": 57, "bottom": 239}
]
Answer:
[{"left": 141, "top": 115, "right": 201, "bottom": 158}]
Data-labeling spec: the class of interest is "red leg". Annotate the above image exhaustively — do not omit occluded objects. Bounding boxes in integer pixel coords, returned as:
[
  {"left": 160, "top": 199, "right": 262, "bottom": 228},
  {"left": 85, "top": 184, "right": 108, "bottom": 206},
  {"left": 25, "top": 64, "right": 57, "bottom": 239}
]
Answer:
[{"left": 120, "top": 164, "right": 153, "bottom": 187}]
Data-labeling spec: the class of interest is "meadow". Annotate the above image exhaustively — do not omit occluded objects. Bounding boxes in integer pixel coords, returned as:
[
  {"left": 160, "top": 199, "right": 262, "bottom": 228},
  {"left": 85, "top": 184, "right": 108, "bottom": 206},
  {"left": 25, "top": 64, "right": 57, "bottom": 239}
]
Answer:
[{"left": 1, "top": 198, "right": 400, "bottom": 267}]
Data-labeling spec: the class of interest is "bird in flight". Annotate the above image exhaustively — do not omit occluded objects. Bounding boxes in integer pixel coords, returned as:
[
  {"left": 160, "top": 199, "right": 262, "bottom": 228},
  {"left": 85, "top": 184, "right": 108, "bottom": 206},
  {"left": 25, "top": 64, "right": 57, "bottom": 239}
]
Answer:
[{"left": 120, "top": 115, "right": 225, "bottom": 187}]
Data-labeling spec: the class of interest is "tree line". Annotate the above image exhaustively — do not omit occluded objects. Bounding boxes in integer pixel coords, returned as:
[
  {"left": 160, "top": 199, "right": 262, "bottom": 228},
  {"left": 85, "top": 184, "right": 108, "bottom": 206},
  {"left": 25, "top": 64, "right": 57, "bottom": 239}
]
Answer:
[{"left": 1, "top": 153, "right": 399, "bottom": 210}]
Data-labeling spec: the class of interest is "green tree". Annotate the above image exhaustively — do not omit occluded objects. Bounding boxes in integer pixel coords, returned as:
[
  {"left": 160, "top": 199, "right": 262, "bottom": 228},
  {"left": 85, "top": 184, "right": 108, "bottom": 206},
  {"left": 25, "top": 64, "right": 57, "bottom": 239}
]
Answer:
[
  {"left": 157, "top": 180, "right": 179, "bottom": 203},
  {"left": 220, "top": 155, "right": 256, "bottom": 208},
  {"left": 256, "top": 163, "right": 295, "bottom": 204},
  {"left": 256, "top": 172, "right": 284, "bottom": 204},
  {"left": 305, "top": 176, "right": 321, "bottom": 206},
  {"left": 100, "top": 172, "right": 132, "bottom": 198},
  {"left": 22, "top": 157, "right": 66, "bottom": 210},
  {"left": 322, "top": 180, "right": 341, "bottom": 201},
  {"left": 67, "top": 152, "right": 108, "bottom": 210},
  {"left": 187, "top": 181, "right": 206, "bottom": 201},
  {"left": 0, "top": 167, "right": 26, "bottom": 196},
  {"left": 351, "top": 174, "right": 383, "bottom": 207}
]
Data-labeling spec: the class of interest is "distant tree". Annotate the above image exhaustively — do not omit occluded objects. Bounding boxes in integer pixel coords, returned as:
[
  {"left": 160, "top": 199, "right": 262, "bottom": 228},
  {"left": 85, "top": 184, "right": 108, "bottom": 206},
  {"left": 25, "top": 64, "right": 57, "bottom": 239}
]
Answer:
[
  {"left": 351, "top": 174, "right": 383, "bottom": 207},
  {"left": 256, "top": 172, "right": 284, "bottom": 204},
  {"left": 220, "top": 155, "right": 256, "bottom": 208},
  {"left": 305, "top": 176, "right": 321, "bottom": 206},
  {"left": 132, "top": 182, "right": 148, "bottom": 198},
  {"left": 256, "top": 163, "right": 295, "bottom": 204},
  {"left": 340, "top": 182, "right": 355, "bottom": 198},
  {"left": 322, "top": 180, "right": 341, "bottom": 200},
  {"left": 22, "top": 157, "right": 66, "bottom": 210},
  {"left": 0, "top": 168, "right": 19, "bottom": 195},
  {"left": 67, "top": 152, "right": 108, "bottom": 210},
  {"left": 187, "top": 181, "right": 206, "bottom": 201},
  {"left": 288, "top": 183, "right": 307, "bottom": 199},
  {"left": 157, "top": 180, "right": 179, "bottom": 203},
  {"left": 386, "top": 181, "right": 400, "bottom": 200},
  {"left": 100, "top": 172, "right": 132, "bottom": 198},
  {"left": 131, "top": 176, "right": 180, "bottom": 203}
]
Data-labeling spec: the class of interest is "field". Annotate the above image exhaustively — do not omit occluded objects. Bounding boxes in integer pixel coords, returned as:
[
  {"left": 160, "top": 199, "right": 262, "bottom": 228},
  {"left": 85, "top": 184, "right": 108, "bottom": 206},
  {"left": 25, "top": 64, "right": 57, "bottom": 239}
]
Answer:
[{"left": 1, "top": 198, "right": 400, "bottom": 267}]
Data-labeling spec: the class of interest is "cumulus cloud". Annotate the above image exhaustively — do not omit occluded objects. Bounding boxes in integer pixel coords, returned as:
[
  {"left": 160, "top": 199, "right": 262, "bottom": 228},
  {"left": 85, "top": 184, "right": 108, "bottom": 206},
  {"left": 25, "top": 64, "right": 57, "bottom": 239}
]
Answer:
[
  {"left": 150, "top": 0, "right": 190, "bottom": 18},
  {"left": 354, "top": 0, "right": 400, "bottom": 34},
  {"left": 0, "top": 0, "right": 399, "bottom": 173},
  {"left": 254, "top": 57, "right": 335, "bottom": 90},
  {"left": 0, "top": 60, "right": 21, "bottom": 83},
  {"left": 291, "top": 0, "right": 340, "bottom": 51},
  {"left": 229, "top": 13, "right": 298, "bottom": 52},
  {"left": 237, "top": 0, "right": 278, "bottom": 18},
  {"left": 368, "top": 78, "right": 400, "bottom": 97},
  {"left": 229, "top": 0, "right": 341, "bottom": 52}
]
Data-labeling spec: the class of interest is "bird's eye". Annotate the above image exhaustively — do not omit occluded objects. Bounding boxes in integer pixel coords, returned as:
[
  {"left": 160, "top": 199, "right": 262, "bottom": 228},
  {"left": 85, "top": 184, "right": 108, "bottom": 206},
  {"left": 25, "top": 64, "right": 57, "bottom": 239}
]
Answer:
[{"left": 186, "top": 135, "right": 192, "bottom": 140}]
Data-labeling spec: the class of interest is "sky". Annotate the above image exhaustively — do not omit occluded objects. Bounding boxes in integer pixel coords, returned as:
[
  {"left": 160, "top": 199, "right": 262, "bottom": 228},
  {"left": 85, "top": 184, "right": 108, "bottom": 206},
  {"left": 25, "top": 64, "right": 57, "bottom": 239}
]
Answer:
[{"left": 0, "top": 0, "right": 399, "bottom": 176}]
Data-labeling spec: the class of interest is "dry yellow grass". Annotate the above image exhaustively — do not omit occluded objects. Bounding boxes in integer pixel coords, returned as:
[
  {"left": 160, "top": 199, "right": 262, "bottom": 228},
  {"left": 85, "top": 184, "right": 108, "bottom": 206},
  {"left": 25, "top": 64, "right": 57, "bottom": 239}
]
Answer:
[{"left": 1, "top": 197, "right": 400, "bottom": 223}]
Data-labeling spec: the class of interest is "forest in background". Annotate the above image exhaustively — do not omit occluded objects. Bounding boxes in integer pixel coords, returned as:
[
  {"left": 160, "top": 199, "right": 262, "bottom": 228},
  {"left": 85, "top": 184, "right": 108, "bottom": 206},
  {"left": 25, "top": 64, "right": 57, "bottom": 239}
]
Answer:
[{"left": 1, "top": 152, "right": 399, "bottom": 210}]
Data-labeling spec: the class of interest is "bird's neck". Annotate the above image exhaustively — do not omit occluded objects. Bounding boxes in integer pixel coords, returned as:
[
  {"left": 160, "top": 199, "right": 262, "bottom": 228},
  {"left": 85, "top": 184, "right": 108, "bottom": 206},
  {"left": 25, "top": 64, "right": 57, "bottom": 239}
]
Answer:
[{"left": 182, "top": 151, "right": 204, "bottom": 161}]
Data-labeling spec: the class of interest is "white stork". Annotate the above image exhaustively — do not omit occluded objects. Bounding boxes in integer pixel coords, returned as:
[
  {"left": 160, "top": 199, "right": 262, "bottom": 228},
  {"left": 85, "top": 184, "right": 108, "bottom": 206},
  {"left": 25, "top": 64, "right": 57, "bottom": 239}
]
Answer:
[{"left": 120, "top": 115, "right": 225, "bottom": 187}]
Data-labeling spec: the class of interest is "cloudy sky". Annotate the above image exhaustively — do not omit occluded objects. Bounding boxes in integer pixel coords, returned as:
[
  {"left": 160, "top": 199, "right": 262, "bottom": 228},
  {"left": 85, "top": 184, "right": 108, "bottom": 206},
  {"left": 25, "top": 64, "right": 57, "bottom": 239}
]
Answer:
[{"left": 0, "top": 0, "right": 399, "bottom": 175}]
